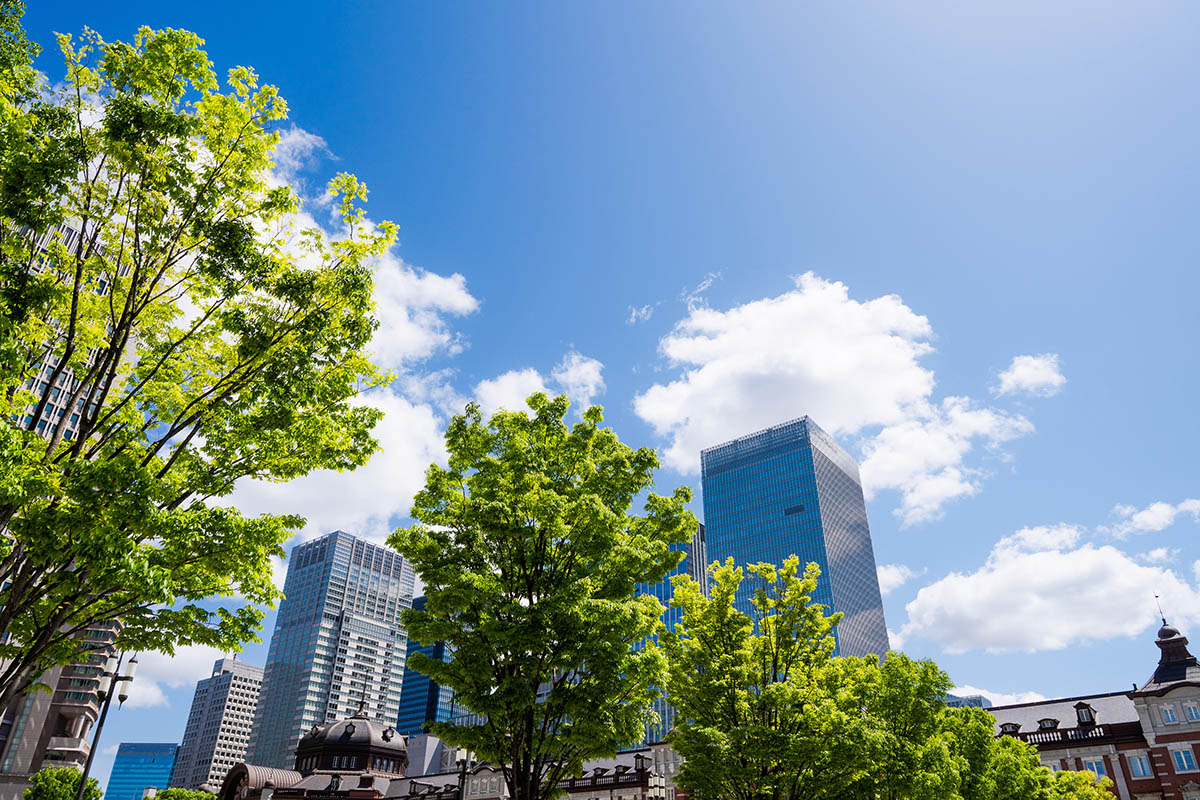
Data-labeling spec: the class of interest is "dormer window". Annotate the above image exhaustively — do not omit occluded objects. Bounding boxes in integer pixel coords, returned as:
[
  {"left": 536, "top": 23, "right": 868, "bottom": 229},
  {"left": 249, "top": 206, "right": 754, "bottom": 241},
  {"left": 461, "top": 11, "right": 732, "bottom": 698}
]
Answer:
[
  {"left": 1076, "top": 704, "right": 1095, "bottom": 725},
  {"left": 1038, "top": 718, "right": 1059, "bottom": 730},
  {"left": 1000, "top": 722, "right": 1020, "bottom": 735}
]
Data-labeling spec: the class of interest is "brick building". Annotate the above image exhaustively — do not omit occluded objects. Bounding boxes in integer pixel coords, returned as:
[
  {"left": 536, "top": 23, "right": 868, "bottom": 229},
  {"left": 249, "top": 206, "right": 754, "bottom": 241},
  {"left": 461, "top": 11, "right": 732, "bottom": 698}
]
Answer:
[{"left": 989, "top": 622, "right": 1200, "bottom": 800}]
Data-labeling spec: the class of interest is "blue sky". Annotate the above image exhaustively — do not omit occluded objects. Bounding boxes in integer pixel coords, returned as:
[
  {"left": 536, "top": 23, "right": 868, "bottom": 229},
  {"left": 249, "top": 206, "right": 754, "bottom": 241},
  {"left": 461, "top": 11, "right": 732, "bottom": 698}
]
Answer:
[{"left": 22, "top": 0, "right": 1200, "bottom": 790}]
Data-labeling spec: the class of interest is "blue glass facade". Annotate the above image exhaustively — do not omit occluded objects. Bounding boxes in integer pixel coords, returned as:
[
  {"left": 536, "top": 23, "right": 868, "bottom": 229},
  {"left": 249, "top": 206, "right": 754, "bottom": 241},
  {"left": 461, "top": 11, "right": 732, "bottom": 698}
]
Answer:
[
  {"left": 396, "top": 597, "right": 456, "bottom": 737},
  {"left": 637, "top": 522, "right": 708, "bottom": 743},
  {"left": 700, "top": 417, "right": 889, "bottom": 658},
  {"left": 247, "top": 531, "right": 415, "bottom": 769},
  {"left": 106, "top": 743, "right": 178, "bottom": 800}
]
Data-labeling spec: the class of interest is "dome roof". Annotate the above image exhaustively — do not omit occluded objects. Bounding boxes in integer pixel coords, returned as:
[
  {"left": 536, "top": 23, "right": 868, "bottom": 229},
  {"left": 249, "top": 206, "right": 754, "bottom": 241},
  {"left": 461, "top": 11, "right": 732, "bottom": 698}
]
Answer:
[
  {"left": 1159, "top": 623, "right": 1182, "bottom": 640},
  {"left": 295, "top": 707, "right": 406, "bottom": 756}
]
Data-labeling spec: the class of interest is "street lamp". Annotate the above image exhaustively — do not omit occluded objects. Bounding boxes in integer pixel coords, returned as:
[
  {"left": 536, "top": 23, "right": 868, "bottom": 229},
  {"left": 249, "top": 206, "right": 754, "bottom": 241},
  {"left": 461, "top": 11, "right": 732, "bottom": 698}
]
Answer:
[
  {"left": 454, "top": 748, "right": 471, "bottom": 800},
  {"left": 74, "top": 652, "right": 138, "bottom": 800}
]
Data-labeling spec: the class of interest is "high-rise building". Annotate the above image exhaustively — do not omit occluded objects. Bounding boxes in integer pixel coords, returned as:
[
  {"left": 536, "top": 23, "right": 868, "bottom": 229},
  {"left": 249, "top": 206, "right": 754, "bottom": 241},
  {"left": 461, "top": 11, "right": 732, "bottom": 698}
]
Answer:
[
  {"left": 637, "top": 522, "right": 709, "bottom": 743},
  {"left": 246, "top": 531, "right": 416, "bottom": 769},
  {"left": 395, "top": 598, "right": 455, "bottom": 738},
  {"left": 105, "top": 743, "right": 178, "bottom": 800},
  {"left": 172, "top": 658, "right": 264, "bottom": 791},
  {"left": 700, "top": 417, "right": 889, "bottom": 657},
  {"left": 0, "top": 620, "right": 120, "bottom": 784}
]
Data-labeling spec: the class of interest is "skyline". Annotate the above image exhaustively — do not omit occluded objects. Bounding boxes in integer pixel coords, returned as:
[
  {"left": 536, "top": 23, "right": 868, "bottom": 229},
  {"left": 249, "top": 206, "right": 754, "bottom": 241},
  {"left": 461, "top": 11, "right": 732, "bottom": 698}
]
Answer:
[{"left": 17, "top": 1, "right": 1200, "bottom": 792}]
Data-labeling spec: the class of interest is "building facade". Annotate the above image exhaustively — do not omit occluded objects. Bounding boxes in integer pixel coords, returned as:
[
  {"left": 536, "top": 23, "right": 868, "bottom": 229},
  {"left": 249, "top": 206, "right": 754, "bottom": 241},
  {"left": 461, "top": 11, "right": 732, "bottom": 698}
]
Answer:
[
  {"left": 0, "top": 620, "right": 120, "bottom": 797},
  {"left": 218, "top": 706, "right": 681, "bottom": 800},
  {"left": 395, "top": 599, "right": 455, "bottom": 738},
  {"left": 990, "top": 622, "right": 1200, "bottom": 800},
  {"left": 106, "top": 743, "right": 179, "bottom": 800},
  {"left": 173, "top": 658, "right": 265, "bottom": 791},
  {"left": 637, "top": 522, "right": 709, "bottom": 743},
  {"left": 699, "top": 417, "right": 888, "bottom": 657},
  {"left": 247, "top": 531, "right": 416, "bottom": 769}
]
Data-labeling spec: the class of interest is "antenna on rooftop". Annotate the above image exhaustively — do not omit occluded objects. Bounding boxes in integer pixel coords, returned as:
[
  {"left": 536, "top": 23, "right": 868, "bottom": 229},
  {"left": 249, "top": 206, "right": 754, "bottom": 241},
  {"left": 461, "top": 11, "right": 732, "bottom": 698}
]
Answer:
[{"left": 1155, "top": 594, "right": 1167, "bottom": 626}]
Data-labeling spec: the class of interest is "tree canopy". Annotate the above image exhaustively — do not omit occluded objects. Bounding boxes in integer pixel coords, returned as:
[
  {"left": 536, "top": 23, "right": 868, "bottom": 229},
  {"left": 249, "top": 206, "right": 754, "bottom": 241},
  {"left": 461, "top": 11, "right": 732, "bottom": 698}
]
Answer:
[
  {"left": 0, "top": 9, "right": 394, "bottom": 715},
  {"left": 389, "top": 394, "right": 696, "bottom": 800},
  {"left": 663, "top": 556, "right": 1115, "bottom": 800},
  {"left": 23, "top": 767, "right": 101, "bottom": 800}
]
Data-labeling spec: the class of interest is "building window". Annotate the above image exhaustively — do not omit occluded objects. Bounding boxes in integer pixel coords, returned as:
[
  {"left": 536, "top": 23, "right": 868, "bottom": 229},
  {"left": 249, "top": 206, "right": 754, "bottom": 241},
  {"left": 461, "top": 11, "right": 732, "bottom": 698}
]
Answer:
[
  {"left": 999, "top": 722, "right": 1020, "bottom": 735},
  {"left": 1164, "top": 706, "right": 1179, "bottom": 724},
  {"left": 1082, "top": 759, "right": 1106, "bottom": 777},
  {"left": 1037, "top": 718, "right": 1058, "bottom": 730},
  {"left": 1187, "top": 704, "right": 1200, "bottom": 722},
  {"left": 1173, "top": 748, "right": 1198, "bottom": 772},
  {"left": 1076, "top": 705, "right": 1094, "bottom": 724},
  {"left": 1128, "top": 755, "right": 1152, "bottom": 778}
]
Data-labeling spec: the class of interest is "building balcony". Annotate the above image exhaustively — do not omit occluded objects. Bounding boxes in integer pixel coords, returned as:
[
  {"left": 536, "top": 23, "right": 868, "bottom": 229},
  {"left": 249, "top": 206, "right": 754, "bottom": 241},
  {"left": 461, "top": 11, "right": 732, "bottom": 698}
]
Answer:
[
  {"left": 45, "top": 736, "right": 90, "bottom": 759},
  {"left": 1014, "top": 721, "right": 1144, "bottom": 746}
]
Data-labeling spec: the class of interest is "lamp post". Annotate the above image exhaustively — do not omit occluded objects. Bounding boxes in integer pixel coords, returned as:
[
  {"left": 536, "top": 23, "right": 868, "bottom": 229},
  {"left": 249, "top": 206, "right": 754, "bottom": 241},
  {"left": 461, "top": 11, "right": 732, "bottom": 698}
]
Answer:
[
  {"left": 73, "top": 652, "right": 138, "bottom": 800},
  {"left": 454, "top": 749, "right": 470, "bottom": 800}
]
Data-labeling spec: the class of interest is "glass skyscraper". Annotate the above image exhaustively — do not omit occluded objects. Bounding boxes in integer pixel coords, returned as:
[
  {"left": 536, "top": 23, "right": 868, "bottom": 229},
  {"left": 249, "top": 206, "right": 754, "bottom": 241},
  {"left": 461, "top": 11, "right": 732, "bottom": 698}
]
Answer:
[
  {"left": 700, "top": 417, "right": 889, "bottom": 658},
  {"left": 395, "top": 597, "right": 456, "bottom": 737},
  {"left": 105, "top": 743, "right": 178, "bottom": 800},
  {"left": 637, "top": 522, "right": 708, "bottom": 743},
  {"left": 246, "top": 531, "right": 416, "bottom": 769}
]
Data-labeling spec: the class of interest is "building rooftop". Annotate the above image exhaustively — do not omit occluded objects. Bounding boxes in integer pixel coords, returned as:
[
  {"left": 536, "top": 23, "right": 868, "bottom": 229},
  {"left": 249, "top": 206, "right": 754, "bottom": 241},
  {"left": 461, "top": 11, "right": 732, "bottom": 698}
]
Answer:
[{"left": 987, "top": 691, "right": 1137, "bottom": 735}]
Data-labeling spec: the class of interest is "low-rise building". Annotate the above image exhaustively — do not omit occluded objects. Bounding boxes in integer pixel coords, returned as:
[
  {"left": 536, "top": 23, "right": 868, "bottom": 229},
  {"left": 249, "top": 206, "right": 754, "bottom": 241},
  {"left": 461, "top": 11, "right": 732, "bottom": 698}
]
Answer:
[{"left": 989, "top": 622, "right": 1200, "bottom": 800}]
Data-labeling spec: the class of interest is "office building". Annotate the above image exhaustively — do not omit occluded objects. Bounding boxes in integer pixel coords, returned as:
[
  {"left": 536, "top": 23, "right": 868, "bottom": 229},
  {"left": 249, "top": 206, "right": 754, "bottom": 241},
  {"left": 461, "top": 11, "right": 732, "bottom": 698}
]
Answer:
[
  {"left": 700, "top": 417, "right": 888, "bottom": 657},
  {"left": 0, "top": 620, "right": 120, "bottom": 794},
  {"left": 395, "top": 598, "right": 455, "bottom": 738},
  {"left": 637, "top": 522, "right": 708, "bottom": 743},
  {"left": 173, "top": 658, "right": 264, "bottom": 791},
  {"left": 105, "top": 743, "right": 178, "bottom": 800},
  {"left": 944, "top": 693, "right": 992, "bottom": 709},
  {"left": 246, "top": 531, "right": 416, "bottom": 769}
]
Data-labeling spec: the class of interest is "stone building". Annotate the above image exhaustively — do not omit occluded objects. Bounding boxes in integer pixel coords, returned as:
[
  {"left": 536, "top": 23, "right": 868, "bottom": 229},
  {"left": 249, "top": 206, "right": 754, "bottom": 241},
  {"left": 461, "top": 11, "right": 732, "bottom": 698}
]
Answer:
[
  {"left": 218, "top": 705, "right": 679, "bottom": 800},
  {"left": 989, "top": 622, "right": 1200, "bottom": 800},
  {"left": 0, "top": 620, "right": 121, "bottom": 800}
]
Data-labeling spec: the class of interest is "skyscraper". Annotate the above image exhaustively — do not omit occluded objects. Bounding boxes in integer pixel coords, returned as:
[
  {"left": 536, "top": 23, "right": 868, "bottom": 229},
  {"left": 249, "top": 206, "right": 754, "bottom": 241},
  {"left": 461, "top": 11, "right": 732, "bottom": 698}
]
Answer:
[
  {"left": 0, "top": 620, "right": 120, "bottom": 781},
  {"left": 105, "top": 743, "right": 178, "bottom": 800},
  {"left": 172, "top": 658, "right": 264, "bottom": 791},
  {"left": 246, "top": 531, "right": 416, "bottom": 769},
  {"left": 637, "top": 522, "right": 708, "bottom": 743},
  {"left": 395, "top": 598, "right": 455, "bottom": 738},
  {"left": 700, "top": 417, "right": 889, "bottom": 657}
]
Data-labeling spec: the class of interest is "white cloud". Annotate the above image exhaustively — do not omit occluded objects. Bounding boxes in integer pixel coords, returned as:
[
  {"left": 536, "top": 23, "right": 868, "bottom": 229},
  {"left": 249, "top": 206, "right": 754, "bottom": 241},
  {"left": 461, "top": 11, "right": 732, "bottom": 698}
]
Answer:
[
  {"left": 877, "top": 564, "right": 924, "bottom": 596},
  {"left": 1140, "top": 547, "right": 1177, "bottom": 564},
  {"left": 627, "top": 304, "right": 655, "bottom": 325},
  {"left": 227, "top": 388, "right": 449, "bottom": 544},
  {"left": 898, "top": 526, "right": 1200, "bottom": 654},
  {"left": 551, "top": 351, "right": 606, "bottom": 412},
  {"left": 682, "top": 272, "right": 720, "bottom": 311},
  {"left": 474, "top": 369, "right": 549, "bottom": 418},
  {"left": 994, "top": 354, "right": 1066, "bottom": 398},
  {"left": 122, "top": 645, "right": 223, "bottom": 710},
  {"left": 953, "top": 684, "right": 1048, "bottom": 707},
  {"left": 860, "top": 398, "right": 1033, "bottom": 525},
  {"left": 474, "top": 352, "right": 607, "bottom": 419},
  {"left": 271, "top": 125, "right": 332, "bottom": 187},
  {"left": 994, "top": 523, "right": 1082, "bottom": 553},
  {"left": 1106, "top": 499, "right": 1200, "bottom": 538},
  {"left": 633, "top": 273, "right": 1038, "bottom": 523}
]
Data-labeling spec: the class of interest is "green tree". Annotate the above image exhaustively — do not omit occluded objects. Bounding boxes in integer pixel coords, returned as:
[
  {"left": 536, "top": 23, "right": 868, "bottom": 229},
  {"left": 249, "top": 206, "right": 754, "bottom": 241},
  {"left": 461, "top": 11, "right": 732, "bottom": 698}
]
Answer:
[
  {"left": 154, "top": 789, "right": 216, "bottom": 800},
  {"left": 0, "top": 19, "right": 394, "bottom": 716},
  {"left": 663, "top": 556, "right": 872, "bottom": 800},
  {"left": 24, "top": 767, "right": 101, "bottom": 800},
  {"left": 389, "top": 394, "right": 695, "bottom": 800},
  {"left": 838, "top": 653, "right": 960, "bottom": 800}
]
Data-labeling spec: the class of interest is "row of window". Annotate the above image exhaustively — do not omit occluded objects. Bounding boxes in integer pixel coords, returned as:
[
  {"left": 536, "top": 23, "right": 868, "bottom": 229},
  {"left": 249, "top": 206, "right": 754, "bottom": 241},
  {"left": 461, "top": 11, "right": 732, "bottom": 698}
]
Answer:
[{"left": 1160, "top": 701, "right": 1200, "bottom": 724}]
